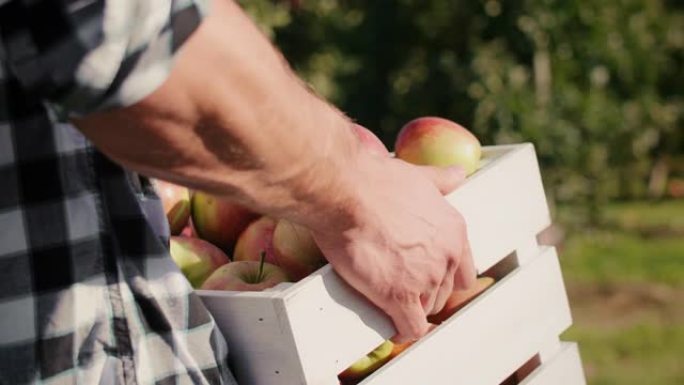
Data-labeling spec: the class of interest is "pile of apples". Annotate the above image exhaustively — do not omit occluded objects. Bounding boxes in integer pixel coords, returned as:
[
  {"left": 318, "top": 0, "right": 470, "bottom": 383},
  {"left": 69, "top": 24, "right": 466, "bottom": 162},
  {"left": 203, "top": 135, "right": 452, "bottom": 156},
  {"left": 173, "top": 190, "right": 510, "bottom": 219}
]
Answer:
[
  {"left": 155, "top": 116, "right": 491, "bottom": 382},
  {"left": 153, "top": 180, "right": 326, "bottom": 291}
]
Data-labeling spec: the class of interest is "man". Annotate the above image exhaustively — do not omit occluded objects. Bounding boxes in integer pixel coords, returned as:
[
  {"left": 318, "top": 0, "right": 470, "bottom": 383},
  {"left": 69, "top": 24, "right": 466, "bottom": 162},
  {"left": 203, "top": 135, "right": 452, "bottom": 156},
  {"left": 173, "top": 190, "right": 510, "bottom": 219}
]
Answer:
[{"left": 0, "top": 0, "right": 475, "bottom": 384}]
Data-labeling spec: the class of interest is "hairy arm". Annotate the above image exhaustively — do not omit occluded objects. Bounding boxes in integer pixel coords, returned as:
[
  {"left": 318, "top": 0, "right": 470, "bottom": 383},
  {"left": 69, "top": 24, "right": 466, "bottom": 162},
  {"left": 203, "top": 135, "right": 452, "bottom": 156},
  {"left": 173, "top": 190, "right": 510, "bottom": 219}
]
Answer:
[
  {"left": 74, "top": 0, "right": 356, "bottom": 229},
  {"left": 74, "top": 0, "right": 475, "bottom": 341}
]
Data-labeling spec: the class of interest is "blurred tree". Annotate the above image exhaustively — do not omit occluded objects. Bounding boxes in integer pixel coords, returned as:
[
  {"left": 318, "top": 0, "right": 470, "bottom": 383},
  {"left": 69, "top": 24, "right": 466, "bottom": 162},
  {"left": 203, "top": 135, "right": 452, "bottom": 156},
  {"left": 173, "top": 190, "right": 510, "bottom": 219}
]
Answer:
[{"left": 241, "top": 0, "right": 683, "bottom": 223}]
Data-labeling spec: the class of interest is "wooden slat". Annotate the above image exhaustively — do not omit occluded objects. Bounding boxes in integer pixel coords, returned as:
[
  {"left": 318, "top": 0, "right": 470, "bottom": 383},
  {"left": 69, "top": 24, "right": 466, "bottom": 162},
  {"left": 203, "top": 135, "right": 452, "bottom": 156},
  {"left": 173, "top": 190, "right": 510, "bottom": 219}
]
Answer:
[
  {"left": 359, "top": 247, "right": 571, "bottom": 385},
  {"left": 520, "top": 343, "right": 586, "bottom": 385},
  {"left": 198, "top": 292, "right": 307, "bottom": 384},
  {"left": 447, "top": 143, "right": 551, "bottom": 273}
]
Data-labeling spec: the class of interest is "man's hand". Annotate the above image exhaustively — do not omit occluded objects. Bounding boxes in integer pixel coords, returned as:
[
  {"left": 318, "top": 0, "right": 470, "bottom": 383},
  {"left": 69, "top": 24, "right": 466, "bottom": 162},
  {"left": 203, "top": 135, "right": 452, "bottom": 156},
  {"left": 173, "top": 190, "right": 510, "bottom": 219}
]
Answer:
[{"left": 311, "top": 153, "right": 476, "bottom": 342}]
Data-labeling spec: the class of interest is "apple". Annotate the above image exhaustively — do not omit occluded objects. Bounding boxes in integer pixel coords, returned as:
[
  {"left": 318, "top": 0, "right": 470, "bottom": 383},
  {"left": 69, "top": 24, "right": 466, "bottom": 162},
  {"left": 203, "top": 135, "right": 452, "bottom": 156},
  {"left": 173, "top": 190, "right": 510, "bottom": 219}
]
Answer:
[
  {"left": 272, "top": 219, "right": 326, "bottom": 281},
  {"left": 191, "top": 191, "right": 259, "bottom": 252},
  {"left": 384, "top": 322, "right": 439, "bottom": 361},
  {"left": 151, "top": 179, "right": 191, "bottom": 235},
  {"left": 339, "top": 323, "right": 437, "bottom": 384},
  {"left": 233, "top": 216, "right": 278, "bottom": 264},
  {"left": 388, "top": 339, "right": 414, "bottom": 359},
  {"left": 427, "top": 276, "right": 495, "bottom": 324},
  {"left": 169, "top": 236, "right": 231, "bottom": 288},
  {"left": 339, "top": 340, "right": 395, "bottom": 384},
  {"left": 352, "top": 123, "right": 389, "bottom": 156},
  {"left": 234, "top": 217, "right": 326, "bottom": 281},
  {"left": 394, "top": 116, "right": 482, "bottom": 175},
  {"left": 200, "top": 259, "right": 290, "bottom": 292}
]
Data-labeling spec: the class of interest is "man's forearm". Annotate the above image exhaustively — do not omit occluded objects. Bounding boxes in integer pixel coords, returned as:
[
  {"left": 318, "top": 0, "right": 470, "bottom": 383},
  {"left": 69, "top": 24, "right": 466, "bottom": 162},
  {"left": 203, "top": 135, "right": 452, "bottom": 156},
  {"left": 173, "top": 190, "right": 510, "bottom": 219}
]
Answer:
[
  {"left": 74, "top": 0, "right": 361, "bottom": 229},
  {"left": 74, "top": 0, "right": 477, "bottom": 342}
]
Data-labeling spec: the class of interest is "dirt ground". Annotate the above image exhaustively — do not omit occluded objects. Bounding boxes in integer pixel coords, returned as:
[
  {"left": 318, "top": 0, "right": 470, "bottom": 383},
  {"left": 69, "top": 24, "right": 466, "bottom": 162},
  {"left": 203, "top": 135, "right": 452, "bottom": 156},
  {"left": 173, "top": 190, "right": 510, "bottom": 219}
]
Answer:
[{"left": 566, "top": 281, "right": 684, "bottom": 329}]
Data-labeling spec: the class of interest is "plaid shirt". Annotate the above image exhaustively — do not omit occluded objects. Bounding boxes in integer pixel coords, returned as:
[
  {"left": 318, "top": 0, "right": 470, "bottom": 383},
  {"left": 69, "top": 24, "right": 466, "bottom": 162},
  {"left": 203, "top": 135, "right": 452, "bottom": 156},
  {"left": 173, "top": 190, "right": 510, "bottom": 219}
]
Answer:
[{"left": 0, "top": 1, "right": 237, "bottom": 384}]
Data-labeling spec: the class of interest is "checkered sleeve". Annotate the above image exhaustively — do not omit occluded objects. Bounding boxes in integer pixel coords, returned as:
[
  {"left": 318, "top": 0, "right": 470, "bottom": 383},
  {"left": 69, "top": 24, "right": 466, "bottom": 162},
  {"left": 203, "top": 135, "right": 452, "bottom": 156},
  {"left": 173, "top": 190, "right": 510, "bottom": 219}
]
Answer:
[{"left": 0, "top": 0, "right": 210, "bottom": 117}]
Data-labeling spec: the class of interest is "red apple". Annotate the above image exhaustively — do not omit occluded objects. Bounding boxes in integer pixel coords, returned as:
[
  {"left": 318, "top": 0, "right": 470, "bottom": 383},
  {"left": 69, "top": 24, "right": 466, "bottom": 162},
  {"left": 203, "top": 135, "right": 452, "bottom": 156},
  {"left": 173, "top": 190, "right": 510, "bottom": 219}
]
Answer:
[
  {"left": 200, "top": 260, "right": 289, "bottom": 292},
  {"left": 388, "top": 340, "right": 414, "bottom": 359},
  {"left": 394, "top": 117, "right": 482, "bottom": 175},
  {"left": 352, "top": 123, "right": 389, "bottom": 156},
  {"left": 191, "top": 191, "right": 259, "bottom": 252},
  {"left": 151, "top": 179, "right": 191, "bottom": 235},
  {"left": 272, "top": 219, "right": 326, "bottom": 281},
  {"left": 428, "top": 276, "right": 495, "bottom": 324},
  {"left": 169, "top": 236, "right": 231, "bottom": 288},
  {"left": 233, "top": 216, "right": 278, "bottom": 264}
]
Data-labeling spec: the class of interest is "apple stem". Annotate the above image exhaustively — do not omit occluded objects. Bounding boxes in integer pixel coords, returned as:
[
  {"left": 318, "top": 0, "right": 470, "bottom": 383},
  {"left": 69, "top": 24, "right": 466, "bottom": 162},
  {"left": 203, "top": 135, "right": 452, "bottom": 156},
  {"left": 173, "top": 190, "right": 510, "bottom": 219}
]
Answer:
[{"left": 257, "top": 251, "right": 266, "bottom": 282}]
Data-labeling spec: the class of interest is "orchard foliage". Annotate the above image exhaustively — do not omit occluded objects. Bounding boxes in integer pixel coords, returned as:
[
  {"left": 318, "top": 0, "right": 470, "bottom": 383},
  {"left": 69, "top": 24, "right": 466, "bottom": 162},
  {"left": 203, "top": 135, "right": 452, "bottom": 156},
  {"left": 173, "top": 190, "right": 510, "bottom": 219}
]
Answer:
[{"left": 240, "top": 0, "right": 683, "bottom": 218}]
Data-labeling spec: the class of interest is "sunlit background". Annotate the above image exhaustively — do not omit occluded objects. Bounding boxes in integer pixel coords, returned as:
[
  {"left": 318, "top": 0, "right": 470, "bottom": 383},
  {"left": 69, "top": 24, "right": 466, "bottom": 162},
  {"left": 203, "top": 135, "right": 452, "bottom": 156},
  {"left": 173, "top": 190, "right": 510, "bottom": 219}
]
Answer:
[{"left": 240, "top": 1, "right": 683, "bottom": 383}]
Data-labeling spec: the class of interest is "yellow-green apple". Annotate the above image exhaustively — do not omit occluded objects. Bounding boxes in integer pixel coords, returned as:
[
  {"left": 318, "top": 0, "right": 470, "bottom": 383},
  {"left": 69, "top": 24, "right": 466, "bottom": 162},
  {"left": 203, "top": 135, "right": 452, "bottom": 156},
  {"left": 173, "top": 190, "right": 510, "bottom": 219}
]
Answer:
[
  {"left": 427, "top": 276, "right": 495, "bottom": 324},
  {"left": 272, "top": 219, "right": 326, "bottom": 281},
  {"left": 339, "top": 340, "right": 395, "bottom": 384},
  {"left": 151, "top": 179, "right": 191, "bottom": 235},
  {"left": 233, "top": 216, "right": 278, "bottom": 264},
  {"left": 191, "top": 191, "right": 259, "bottom": 252},
  {"left": 394, "top": 116, "right": 482, "bottom": 175},
  {"left": 169, "top": 236, "right": 231, "bottom": 288},
  {"left": 351, "top": 123, "right": 389, "bottom": 156},
  {"left": 339, "top": 323, "right": 437, "bottom": 384},
  {"left": 200, "top": 259, "right": 289, "bottom": 292}
]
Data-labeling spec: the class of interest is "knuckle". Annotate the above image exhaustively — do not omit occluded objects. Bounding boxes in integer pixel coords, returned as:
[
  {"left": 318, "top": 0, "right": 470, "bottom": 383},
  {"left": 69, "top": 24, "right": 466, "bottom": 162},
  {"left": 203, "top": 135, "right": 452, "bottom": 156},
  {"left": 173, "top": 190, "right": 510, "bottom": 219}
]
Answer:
[
  {"left": 409, "top": 323, "right": 428, "bottom": 339},
  {"left": 387, "top": 288, "right": 412, "bottom": 305},
  {"left": 447, "top": 253, "right": 460, "bottom": 269},
  {"left": 399, "top": 324, "right": 423, "bottom": 341},
  {"left": 451, "top": 211, "right": 466, "bottom": 227},
  {"left": 427, "top": 273, "right": 442, "bottom": 289}
]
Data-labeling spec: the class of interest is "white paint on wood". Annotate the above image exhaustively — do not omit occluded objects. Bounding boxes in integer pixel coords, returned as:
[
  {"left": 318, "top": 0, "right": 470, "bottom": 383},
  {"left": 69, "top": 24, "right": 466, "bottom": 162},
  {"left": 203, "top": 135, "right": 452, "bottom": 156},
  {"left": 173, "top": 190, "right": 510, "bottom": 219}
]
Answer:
[
  {"left": 446, "top": 144, "right": 551, "bottom": 273},
  {"left": 520, "top": 343, "right": 586, "bottom": 385},
  {"left": 282, "top": 264, "right": 395, "bottom": 383},
  {"left": 537, "top": 337, "right": 564, "bottom": 362},
  {"left": 198, "top": 293, "right": 307, "bottom": 384},
  {"left": 516, "top": 237, "right": 544, "bottom": 266}
]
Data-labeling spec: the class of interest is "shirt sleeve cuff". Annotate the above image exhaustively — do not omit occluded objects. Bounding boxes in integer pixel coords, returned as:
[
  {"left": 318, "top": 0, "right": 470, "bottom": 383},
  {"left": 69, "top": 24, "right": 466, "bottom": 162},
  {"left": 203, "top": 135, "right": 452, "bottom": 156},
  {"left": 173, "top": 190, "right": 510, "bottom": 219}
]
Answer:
[{"left": 59, "top": 0, "right": 210, "bottom": 117}]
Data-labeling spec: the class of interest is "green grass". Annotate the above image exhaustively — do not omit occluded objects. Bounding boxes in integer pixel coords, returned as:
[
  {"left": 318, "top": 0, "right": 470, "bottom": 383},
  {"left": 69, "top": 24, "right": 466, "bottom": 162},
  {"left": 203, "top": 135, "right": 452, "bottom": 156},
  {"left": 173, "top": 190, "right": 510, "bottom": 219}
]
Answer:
[
  {"left": 560, "top": 229, "right": 684, "bottom": 286},
  {"left": 563, "top": 323, "right": 684, "bottom": 385},
  {"left": 601, "top": 199, "right": 684, "bottom": 231},
  {"left": 555, "top": 199, "right": 684, "bottom": 233},
  {"left": 558, "top": 198, "right": 684, "bottom": 286},
  {"left": 557, "top": 199, "right": 684, "bottom": 385}
]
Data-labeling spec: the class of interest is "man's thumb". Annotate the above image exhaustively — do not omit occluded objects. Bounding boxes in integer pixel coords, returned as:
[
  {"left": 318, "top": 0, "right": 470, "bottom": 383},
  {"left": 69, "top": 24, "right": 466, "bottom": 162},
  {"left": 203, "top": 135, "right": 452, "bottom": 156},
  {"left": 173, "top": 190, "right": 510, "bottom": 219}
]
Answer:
[{"left": 420, "top": 165, "right": 467, "bottom": 195}]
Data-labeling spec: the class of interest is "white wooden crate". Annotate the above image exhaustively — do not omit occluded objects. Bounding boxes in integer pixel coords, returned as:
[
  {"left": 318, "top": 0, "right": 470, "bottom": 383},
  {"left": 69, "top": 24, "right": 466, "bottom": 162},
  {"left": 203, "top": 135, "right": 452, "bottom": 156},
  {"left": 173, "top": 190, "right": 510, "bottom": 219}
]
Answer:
[
  {"left": 520, "top": 343, "right": 586, "bottom": 385},
  {"left": 197, "top": 143, "right": 586, "bottom": 385}
]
